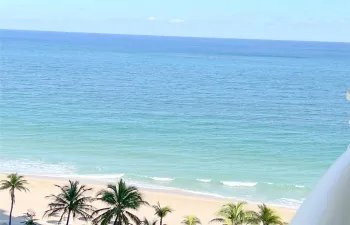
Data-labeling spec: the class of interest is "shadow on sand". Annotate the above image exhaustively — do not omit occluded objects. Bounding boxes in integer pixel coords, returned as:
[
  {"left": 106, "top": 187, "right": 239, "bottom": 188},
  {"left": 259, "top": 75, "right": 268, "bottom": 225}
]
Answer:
[
  {"left": 0, "top": 209, "right": 27, "bottom": 225},
  {"left": 0, "top": 210, "right": 91, "bottom": 225},
  {"left": 46, "top": 220, "right": 61, "bottom": 225},
  {"left": 0, "top": 209, "right": 58, "bottom": 225}
]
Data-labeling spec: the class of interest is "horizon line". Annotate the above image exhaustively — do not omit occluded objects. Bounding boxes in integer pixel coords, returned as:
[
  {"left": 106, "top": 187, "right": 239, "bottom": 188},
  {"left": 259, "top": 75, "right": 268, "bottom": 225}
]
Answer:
[{"left": 1, "top": 28, "right": 349, "bottom": 44}]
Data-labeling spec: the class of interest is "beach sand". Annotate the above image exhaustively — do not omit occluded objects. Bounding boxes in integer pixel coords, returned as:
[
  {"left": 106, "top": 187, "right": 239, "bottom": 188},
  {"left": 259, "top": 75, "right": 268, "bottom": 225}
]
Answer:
[{"left": 0, "top": 175, "right": 296, "bottom": 225}]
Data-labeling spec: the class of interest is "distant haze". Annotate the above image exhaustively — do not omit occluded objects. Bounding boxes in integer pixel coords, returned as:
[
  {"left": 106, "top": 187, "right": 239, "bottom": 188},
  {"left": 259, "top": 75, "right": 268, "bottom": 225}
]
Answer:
[{"left": 0, "top": 0, "right": 349, "bottom": 42}]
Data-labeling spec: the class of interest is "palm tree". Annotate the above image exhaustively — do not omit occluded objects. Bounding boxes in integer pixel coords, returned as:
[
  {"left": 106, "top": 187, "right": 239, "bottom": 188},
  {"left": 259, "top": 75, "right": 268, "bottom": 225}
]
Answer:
[
  {"left": 141, "top": 218, "right": 158, "bottom": 225},
  {"left": 21, "top": 215, "right": 38, "bottom": 225},
  {"left": 0, "top": 173, "right": 29, "bottom": 225},
  {"left": 153, "top": 202, "right": 173, "bottom": 225},
  {"left": 182, "top": 216, "right": 201, "bottom": 225},
  {"left": 44, "top": 180, "right": 94, "bottom": 225},
  {"left": 210, "top": 202, "right": 256, "bottom": 225},
  {"left": 254, "top": 204, "right": 283, "bottom": 225},
  {"left": 92, "top": 179, "right": 148, "bottom": 225}
]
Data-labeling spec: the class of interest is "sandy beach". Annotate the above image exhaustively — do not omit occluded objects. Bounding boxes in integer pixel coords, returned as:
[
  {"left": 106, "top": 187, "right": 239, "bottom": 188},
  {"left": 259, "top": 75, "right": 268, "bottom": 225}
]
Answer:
[{"left": 0, "top": 174, "right": 296, "bottom": 225}]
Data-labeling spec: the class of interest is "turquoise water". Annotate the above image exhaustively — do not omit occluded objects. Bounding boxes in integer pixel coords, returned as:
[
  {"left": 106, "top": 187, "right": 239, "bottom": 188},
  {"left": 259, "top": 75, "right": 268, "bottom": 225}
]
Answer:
[{"left": 1, "top": 30, "right": 349, "bottom": 209}]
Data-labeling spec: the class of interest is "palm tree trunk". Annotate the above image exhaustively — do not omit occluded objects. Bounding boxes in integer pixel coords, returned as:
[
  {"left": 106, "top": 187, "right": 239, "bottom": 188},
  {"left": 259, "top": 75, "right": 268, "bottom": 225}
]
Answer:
[
  {"left": 9, "top": 190, "right": 14, "bottom": 225},
  {"left": 65, "top": 210, "right": 71, "bottom": 225},
  {"left": 160, "top": 218, "right": 163, "bottom": 225},
  {"left": 113, "top": 214, "right": 119, "bottom": 225}
]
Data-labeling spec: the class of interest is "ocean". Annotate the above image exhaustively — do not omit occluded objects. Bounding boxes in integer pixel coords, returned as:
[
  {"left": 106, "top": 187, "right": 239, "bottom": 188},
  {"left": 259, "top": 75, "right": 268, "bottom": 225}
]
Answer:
[{"left": 1, "top": 29, "right": 349, "bottom": 209}]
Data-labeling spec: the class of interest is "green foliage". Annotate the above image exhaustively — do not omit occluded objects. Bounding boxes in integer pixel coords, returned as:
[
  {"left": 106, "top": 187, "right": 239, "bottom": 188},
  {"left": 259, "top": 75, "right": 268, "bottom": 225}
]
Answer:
[
  {"left": 0, "top": 173, "right": 29, "bottom": 225},
  {"left": 153, "top": 202, "right": 173, "bottom": 225},
  {"left": 92, "top": 179, "right": 148, "bottom": 225},
  {"left": 1, "top": 174, "right": 288, "bottom": 225},
  {"left": 44, "top": 180, "right": 94, "bottom": 225},
  {"left": 254, "top": 204, "right": 284, "bottom": 225},
  {"left": 141, "top": 217, "right": 158, "bottom": 225},
  {"left": 210, "top": 202, "right": 257, "bottom": 225},
  {"left": 0, "top": 173, "right": 29, "bottom": 200},
  {"left": 182, "top": 216, "right": 201, "bottom": 225},
  {"left": 21, "top": 216, "right": 38, "bottom": 225}
]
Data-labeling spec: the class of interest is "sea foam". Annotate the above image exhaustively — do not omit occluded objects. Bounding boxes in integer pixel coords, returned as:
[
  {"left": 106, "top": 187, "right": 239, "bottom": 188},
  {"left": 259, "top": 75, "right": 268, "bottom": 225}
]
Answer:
[
  {"left": 150, "top": 177, "right": 174, "bottom": 182},
  {"left": 0, "top": 158, "right": 75, "bottom": 177},
  {"left": 197, "top": 179, "right": 211, "bottom": 183},
  {"left": 221, "top": 181, "right": 257, "bottom": 187}
]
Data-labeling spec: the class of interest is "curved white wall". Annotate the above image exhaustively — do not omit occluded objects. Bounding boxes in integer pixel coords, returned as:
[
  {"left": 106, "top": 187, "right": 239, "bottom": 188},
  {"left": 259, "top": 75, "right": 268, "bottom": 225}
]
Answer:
[{"left": 290, "top": 146, "right": 350, "bottom": 225}]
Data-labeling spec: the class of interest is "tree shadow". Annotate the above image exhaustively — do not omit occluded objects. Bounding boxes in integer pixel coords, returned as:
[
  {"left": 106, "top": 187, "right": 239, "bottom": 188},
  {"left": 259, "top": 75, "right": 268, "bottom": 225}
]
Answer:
[
  {"left": 46, "top": 220, "right": 60, "bottom": 225},
  {"left": 0, "top": 209, "right": 26, "bottom": 225},
  {"left": 42, "top": 212, "right": 64, "bottom": 225},
  {"left": 0, "top": 209, "right": 46, "bottom": 225},
  {"left": 0, "top": 210, "right": 92, "bottom": 225},
  {"left": 77, "top": 217, "right": 90, "bottom": 222}
]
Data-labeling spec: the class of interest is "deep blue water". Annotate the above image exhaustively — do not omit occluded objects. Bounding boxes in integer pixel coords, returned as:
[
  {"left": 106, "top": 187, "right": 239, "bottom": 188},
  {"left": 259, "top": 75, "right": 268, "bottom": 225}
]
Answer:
[{"left": 1, "top": 29, "right": 350, "bottom": 208}]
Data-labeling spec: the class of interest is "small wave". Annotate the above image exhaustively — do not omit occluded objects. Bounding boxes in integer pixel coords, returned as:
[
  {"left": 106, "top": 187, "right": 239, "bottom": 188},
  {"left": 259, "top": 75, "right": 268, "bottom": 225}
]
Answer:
[
  {"left": 197, "top": 179, "right": 211, "bottom": 183},
  {"left": 221, "top": 181, "right": 257, "bottom": 187},
  {"left": 129, "top": 181, "right": 225, "bottom": 199},
  {"left": 76, "top": 174, "right": 125, "bottom": 180},
  {"left": 151, "top": 177, "right": 174, "bottom": 182},
  {"left": 184, "top": 190, "right": 224, "bottom": 198},
  {"left": 134, "top": 180, "right": 302, "bottom": 209},
  {"left": 277, "top": 198, "right": 304, "bottom": 209},
  {"left": 259, "top": 182, "right": 309, "bottom": 190},
  {"left": 0, "top": 158, "right": 76, "bottom": 176}
]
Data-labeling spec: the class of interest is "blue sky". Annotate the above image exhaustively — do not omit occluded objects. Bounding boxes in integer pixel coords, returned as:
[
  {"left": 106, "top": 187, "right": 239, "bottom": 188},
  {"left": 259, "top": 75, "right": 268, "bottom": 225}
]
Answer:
[{"left": 0, "top": 0, "right": 349, "bottom": 42}]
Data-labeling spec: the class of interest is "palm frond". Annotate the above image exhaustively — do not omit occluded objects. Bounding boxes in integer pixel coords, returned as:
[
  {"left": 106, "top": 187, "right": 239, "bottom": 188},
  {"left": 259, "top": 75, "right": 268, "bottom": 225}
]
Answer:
[
  {"left": 142, "top": 218, "right": 158, "bottom": 225},
  {"left": 153, "top": 202, "right": 173, "bottom": 218},
  {"left": 182, "top": 216, "right": 201, "bottom": 225},
  {"left": 92, "top": 179, "right": 148, "bottom": 225},
  {"left": 43, "top": 206, "right": 66, "bottom": 218},
  {"left": 92, "top": 209, "right": 115, "bottom": 225},
  {"left": 0, "top": 173, "right": 29, "bottom": 192},
  {"left": 0, "top": 181, "right": 12, "bottom": 190},
  {"left": 209, "top": 218, "right": 225, "bottom": 224},
  {"left": 211, "top": 202, "right": 258, "bottom": 225},
  {"left": 256, "top": 204, "right": 284, "bottom": 225},
  {"left": 125, "top": 210, "right": 141, "bottom": 224},
  {"left": 44, "top": 180, "right": 93, "bottom": 225},
  {"left": 96, "top": 190, "right": 116, "bottom": 205},
  {"left": 58, "top": 208, "right": 68, "bottom": 224},
  {"left": 121, "top": 214, "right": 130, "bottom": 225}
]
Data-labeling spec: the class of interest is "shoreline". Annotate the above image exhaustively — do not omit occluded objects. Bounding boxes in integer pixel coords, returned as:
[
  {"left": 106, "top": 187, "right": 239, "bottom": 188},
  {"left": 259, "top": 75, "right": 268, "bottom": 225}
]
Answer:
[
  {"left": 0, "top": 174, "right": 296, "bottom": 224},
  {"left": 0, "top": 172, "right": 301, "bottom": 210}
]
